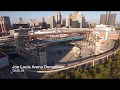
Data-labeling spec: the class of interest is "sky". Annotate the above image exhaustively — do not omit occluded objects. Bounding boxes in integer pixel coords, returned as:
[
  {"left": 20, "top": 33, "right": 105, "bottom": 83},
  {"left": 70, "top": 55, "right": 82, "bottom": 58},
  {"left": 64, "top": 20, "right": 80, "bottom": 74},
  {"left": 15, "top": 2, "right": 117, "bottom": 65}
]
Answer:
[{"left": 0, "top": 11, "right": 120, "bottom": 24}]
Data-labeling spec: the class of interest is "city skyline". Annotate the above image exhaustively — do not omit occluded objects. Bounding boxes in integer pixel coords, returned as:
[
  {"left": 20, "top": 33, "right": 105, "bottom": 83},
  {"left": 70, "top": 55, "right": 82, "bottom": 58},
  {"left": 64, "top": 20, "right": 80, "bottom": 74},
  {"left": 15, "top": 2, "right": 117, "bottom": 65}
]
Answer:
[
  {"left": 0, "top": 11, "right": 120, "bottom": 79},
  {"left": 0, "top": 11, "right": 120, "bottom": 24}
]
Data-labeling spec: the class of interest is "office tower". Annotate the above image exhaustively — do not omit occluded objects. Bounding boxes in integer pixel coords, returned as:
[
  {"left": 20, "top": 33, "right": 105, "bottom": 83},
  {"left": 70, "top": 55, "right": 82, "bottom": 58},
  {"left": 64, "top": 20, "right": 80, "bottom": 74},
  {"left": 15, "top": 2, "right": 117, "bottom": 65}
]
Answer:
[
  {"left": 66, "top": 16, "right": 70, "bottom": 28},
  {"left": 56, "top": 11, "right": 62, "bottom": 24},
  {"left": 100, "top": 14, "right": 106, "bottom": 25},
  {"left": 76, "top": 12, "right": 84, "bottom": 28},
  {"left": 0, "top": 16, "right": 11, "bottom": 33},
  {"left": 100, "top": 11, "right": 110, "bottom": 25},
  {"left": 71, "top": 20, "right": 79, "bottom": 28},
  {"left": 62, "top": 19, "right": 66, "bottom": 27},
  {"left": 46, "top": 16, "right": 55, "bottom": 29},
  {"left": 42, "top": 17, "right": 45, "bottom": 22},
  {"left": 85, "top": 22, "right": 88, "bottom": 28},
  {"left": 56, "top": 11, "right": 62, "bottom": 28},
  {"left": 61, "top": 19, "right": 63, "bottom": 27},
  {"left": 82, "top": 16, "right": 86, "bottom": 28},
  {"left": 29, "top": 19, "right": 37, "bottom": 27},
  {"left": 68, "top": 11, "right": 86, "bottom": 28},
  {"left": 105, "top": 11, "right": 109, "bottom": 25},
  {"left": 41, "top": 17, "right": 46, "bottom": 29},
  {"left": 19, "top": 17, "right": 23, "bottom": 24},
  {"left": 100, "top": 11, "right": 116, "bottom": 25},
  {"left": 108, "top": 13, "right": 116, "bottom": 25}
]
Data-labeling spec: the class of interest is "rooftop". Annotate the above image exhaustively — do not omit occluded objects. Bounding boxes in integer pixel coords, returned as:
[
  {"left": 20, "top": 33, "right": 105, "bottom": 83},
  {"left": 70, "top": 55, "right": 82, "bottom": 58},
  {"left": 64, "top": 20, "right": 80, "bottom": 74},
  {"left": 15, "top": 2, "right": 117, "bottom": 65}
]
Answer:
[{"left": 110, "top": 31, "right": 119, "bottom": 34}]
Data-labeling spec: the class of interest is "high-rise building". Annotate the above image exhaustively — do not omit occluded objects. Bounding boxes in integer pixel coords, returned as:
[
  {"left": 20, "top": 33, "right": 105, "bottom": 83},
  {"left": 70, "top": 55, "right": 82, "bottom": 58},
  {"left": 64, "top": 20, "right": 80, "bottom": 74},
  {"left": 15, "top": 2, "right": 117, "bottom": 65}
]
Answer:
[
  {"left": 85, "top": 22, "right": 88, "bottom": 28},
  {"left": 56, "top": 11, "right": 62, "bottom": 24},
  {"left": 42, "top": 17, "right": 45, "bottom": 22},
  {"left": 76, "top": 12, "right": 84, "bottom": 28},
  {"left": 67, "top": 11, "right": 86, "bottom": 28},
  {"left": 29, "top": 19, "right": 38, "bottom": 27},
  {"left": 56, "top": 11, "right": 62, "bottom": 28},
  {"left": 0, "top": 16, "right": 11, "bottom": 33},
  {"left": 71, "top": 20, "right": 79, "bottom": 28},
  {"left": 61, "top": 19, "right": 63, "bottom": 26},
  {"left": 41, "top": 17, "right": 46, "bottom": 29},
  {"left": 62, "top": 19, "right": 66, "bottom": 27},
  {"left": 100, "top": 14, "right": 106, "bottom": 25},
  {"left": 82, "top": 16, "right": 86, "bottom": 28},
  {"left": 108, "top": 13, "right": 116, "bottom": 25},
  {"left": 100, "top": 11, "right": 116, "bottom": 25},
  {"left": 45, "top": 16, "right": 56, "bottom": 29},
  {"left": 19, "top": 17, "right": 23, "bottom": 24},
  {"left": 66, "top": 16, "right": 71, "bottom": 28}
]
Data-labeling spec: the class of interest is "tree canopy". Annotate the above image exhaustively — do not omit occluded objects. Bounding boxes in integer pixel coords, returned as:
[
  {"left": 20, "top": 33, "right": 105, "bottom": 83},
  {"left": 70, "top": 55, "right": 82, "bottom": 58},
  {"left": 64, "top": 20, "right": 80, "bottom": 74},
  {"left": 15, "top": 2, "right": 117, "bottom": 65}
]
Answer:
[{"left": 44, "top": 41, "right": 120, "bottom": 79}]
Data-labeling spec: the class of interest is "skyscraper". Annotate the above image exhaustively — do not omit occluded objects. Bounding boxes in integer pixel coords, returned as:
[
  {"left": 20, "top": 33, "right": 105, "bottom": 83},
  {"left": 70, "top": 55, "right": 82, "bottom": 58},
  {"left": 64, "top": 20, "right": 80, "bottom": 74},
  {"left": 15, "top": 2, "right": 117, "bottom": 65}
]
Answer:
[
  {"left": 62, "top": 19, "right": 66, "bottom": 27},
  {"left": 71, "top": 20, "right": 79, "bottom": 28},
  {"left": 41, "top": 17, "right": 46, "bottom": 29},
  {"left": 19, "top": 17, "right": 23, "bottom": 24},
  {"left": 100, "top": 11, "right": 116, "bottom": 25},
  {"left": 56, "top": 11, "right": 62, "bottom": 24},
  {"left": 42, "top": 17, "right": 45, "bottom": 22},
  {"left": 82, "top": 16, "right": 86, "bottom": 28},
  {"left": 45, "top": 16, "right": 56, "bottom": 29},
  {"left": 108, "top": 13, "right": 116, "bottom": 25},
  {"left": 29, "top": 19, "right": 37, "bottom": 27},
  {"left": 66, "top": 16, "right": 70, "bottom": 28},
  {"left": 100, "top": 14, "right": 106, "bottom": 25},
  {"left": 56, "top": 11, "right": 62, "bottom": 28},
  {"left": 0, "top": 16, "right": 11, "bottom": 33},
  {"left": 68, "top": 11, "right": 86, "bottom": 28}
]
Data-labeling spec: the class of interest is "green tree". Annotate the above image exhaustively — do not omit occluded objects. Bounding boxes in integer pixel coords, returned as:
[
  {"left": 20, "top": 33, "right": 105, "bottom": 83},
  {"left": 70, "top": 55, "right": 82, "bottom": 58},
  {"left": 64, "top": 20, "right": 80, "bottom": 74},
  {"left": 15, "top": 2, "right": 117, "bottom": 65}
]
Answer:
[
  {"left": 45, "top": 50, "right": 120, "bottom": 79},
  {"left": 73, "top": 69, "right": 81, "bottom": 79},
  {"left": 94, "top": 64, "right": 110, "bottom": 79},
  {"left": 68, "top": 69, "right": 76, "bottom": 78},
  {"left": 81, "top": 68, "right": 92, "bottom": 79},
  {"left": 112, "top": 57, "right": 120, "bottom": 79},
  {"left": 46, "top": 72, "right": 60, "bottom": 79},
  {"left": 65, "top": 74, "right": 70, "bottom": 79},
  {"left": 87, "top": 66, "right": 97, "bottom": 79},
  {"left": 59, "top": 72, "right": 66, "bottom": 79}
]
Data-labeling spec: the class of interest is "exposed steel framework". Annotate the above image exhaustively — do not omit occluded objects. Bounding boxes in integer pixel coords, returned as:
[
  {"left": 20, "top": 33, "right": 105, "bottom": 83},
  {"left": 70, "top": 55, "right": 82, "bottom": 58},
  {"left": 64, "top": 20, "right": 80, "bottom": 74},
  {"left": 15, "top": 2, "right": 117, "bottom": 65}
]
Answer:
[{"left": 20, "top": 31, "right": 91, "bottom": 41}]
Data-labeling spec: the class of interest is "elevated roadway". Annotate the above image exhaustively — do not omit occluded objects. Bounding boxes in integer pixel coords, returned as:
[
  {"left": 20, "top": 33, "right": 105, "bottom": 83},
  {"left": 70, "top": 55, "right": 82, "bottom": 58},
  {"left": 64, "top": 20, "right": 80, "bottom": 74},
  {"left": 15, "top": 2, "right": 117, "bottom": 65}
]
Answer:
[{"left": 25, "top": 46, "right": 120, "bottom": 74}]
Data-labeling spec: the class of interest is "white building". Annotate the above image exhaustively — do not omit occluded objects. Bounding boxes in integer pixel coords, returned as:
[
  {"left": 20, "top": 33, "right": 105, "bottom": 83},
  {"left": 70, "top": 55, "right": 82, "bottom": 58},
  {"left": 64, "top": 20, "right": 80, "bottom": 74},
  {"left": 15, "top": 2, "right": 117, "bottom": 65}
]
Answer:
[
  {"left": 95, "top": 24, "right": 116, "bottom": 31},
  {"left": 93, "top": 25, "right": 119, "bottom": 55}
]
